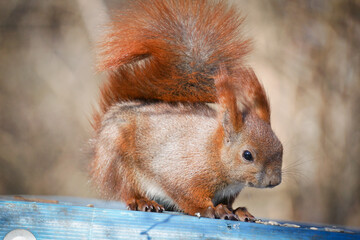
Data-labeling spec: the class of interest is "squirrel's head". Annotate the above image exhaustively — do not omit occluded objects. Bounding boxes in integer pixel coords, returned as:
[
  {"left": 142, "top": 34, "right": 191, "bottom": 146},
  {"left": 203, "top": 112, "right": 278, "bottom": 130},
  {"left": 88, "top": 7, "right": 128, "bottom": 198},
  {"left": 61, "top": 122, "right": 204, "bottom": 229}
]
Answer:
[
  {"left": 220, "top": 112, "right": 283, "bottom": 188},
  {"left": 216, "top": 67, "right": 283, "bottom": 188}
]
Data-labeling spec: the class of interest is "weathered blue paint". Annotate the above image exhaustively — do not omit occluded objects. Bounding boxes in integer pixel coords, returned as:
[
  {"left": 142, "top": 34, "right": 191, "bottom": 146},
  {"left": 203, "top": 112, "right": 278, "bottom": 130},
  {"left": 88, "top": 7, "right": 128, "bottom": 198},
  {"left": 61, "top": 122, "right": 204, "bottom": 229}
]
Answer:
[{"left": 0, "top": 198, "right": 359, "bottom": 240}]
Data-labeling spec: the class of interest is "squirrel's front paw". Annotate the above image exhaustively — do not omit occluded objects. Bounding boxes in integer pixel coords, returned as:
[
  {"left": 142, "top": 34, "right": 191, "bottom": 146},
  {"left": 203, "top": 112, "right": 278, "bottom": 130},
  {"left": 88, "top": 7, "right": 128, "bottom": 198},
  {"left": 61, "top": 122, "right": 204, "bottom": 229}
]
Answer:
[
  {"left": 197, "top": 204, "right": 239, "bottom": 220},
  {"left": 127, "top": 198, "right": 165, "bottom": 213},
  {"left": 233, "top": 207, "right": 255, "bottom": 222},
  {"left": 215, "top": 204, "right": 239, "bottom": 221}
]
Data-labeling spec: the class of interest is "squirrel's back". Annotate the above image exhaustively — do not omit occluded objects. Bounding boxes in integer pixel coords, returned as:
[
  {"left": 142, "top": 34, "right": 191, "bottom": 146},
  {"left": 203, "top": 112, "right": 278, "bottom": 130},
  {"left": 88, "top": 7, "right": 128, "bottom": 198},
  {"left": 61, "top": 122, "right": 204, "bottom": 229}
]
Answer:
[{"left": 94, "top": 0, "right": 251, "bottom": 129}]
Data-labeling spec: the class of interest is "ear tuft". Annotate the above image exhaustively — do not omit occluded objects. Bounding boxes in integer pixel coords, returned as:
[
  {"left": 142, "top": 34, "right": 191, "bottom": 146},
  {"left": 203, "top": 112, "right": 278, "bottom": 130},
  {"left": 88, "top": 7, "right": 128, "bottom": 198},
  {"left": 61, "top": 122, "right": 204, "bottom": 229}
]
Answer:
[{"left": 236, "top": 68, "right": 271, "bottom": 123}]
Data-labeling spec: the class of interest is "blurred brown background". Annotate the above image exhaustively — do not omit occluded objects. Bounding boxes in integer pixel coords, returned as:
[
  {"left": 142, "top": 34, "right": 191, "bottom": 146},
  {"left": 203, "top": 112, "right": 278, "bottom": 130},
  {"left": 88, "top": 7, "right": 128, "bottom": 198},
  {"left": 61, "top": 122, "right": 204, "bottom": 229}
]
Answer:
[{"left": 0, "top": 0, "right": 359, "bottom": 227}]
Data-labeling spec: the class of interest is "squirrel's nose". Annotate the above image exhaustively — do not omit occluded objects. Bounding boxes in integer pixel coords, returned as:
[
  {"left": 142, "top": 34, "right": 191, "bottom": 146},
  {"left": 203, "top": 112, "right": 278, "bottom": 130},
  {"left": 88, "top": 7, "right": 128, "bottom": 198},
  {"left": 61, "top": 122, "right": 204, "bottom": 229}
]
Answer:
[
  {"left": 266, "top": 180, "right": 280, "bottom": 188},
  {"left": 264, "top": 172, "right": 281, "bottom": 188}
]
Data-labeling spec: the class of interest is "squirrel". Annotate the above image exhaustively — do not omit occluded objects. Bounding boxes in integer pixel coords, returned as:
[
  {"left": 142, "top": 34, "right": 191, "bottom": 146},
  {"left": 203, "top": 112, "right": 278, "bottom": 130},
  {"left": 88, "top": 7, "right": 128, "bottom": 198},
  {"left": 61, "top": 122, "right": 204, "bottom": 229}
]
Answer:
[{"left": 90, "top": 0, "right": 283, "bottom": 221}]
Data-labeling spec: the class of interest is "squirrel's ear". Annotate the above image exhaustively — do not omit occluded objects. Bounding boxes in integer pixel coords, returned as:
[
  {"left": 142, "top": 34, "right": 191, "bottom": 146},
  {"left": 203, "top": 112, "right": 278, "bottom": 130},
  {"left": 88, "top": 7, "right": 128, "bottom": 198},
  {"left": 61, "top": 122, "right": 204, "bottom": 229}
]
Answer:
[
  {"left": 237, "top": 69, "right": 271, "bottom": 123},
  {"left": 215, "top": 66, "right": 243, "bottom": 141}
]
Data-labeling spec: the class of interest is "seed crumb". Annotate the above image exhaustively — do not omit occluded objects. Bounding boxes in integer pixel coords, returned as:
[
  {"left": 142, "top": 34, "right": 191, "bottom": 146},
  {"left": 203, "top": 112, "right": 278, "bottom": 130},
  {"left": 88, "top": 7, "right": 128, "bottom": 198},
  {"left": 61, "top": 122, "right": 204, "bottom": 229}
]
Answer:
[{"left": 281, "top": 223, "right": 300, "bottom": 228}]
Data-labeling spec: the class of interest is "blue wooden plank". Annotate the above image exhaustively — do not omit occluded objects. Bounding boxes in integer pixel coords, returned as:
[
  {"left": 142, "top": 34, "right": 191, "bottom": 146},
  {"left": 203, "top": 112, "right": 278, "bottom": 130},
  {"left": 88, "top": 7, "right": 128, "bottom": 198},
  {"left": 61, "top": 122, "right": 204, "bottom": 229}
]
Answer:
[{"left": 0, "top": 199, "right": 359, "bottom": 240}]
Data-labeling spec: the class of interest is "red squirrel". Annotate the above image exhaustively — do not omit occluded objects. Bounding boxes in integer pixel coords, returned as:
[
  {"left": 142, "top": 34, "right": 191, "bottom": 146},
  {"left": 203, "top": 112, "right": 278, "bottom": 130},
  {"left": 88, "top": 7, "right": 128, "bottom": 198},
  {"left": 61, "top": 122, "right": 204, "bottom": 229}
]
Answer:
[{"left": 90, "top": 0, "right": 283, "bottom": 221}]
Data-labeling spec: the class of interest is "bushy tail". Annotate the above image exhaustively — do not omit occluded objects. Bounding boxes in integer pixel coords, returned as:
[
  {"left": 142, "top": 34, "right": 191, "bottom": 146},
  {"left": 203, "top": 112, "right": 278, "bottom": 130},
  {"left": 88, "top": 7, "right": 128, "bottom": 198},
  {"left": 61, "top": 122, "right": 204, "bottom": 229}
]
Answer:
[{"left": 94, "top": 0, "right": 251, "bottom": 129}]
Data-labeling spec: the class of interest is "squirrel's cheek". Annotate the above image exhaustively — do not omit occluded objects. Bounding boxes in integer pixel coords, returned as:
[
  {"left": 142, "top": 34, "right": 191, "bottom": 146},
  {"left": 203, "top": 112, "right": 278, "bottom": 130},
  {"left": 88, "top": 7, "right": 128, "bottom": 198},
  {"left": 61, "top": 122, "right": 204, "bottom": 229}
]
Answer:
[{"left": 238, "top": 167, "right": 259, "bottom": 187}]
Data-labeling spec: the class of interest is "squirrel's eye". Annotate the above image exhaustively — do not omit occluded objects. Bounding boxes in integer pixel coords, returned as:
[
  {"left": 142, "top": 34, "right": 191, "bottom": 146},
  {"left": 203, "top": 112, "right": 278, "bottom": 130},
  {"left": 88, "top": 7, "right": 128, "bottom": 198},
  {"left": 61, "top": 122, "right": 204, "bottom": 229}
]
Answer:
[{"left": 242, "top": 150, "right": 253, "bottom": 161}]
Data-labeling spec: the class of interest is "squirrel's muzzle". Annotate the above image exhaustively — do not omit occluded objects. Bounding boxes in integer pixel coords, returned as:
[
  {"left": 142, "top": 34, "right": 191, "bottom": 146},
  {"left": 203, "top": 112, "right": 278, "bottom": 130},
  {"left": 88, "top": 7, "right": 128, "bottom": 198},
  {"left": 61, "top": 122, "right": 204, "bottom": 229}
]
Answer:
[{"left": 263, "top": 171, "right": 282, "bottom": 188}]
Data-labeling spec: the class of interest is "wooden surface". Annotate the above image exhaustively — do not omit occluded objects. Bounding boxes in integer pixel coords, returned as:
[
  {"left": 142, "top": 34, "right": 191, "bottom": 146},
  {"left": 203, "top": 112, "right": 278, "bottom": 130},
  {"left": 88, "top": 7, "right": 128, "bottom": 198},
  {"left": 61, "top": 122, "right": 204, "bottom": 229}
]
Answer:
[{"left": 0, "top": 197, "right": 359, "bottom": 240}]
